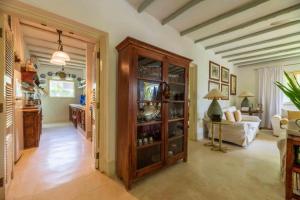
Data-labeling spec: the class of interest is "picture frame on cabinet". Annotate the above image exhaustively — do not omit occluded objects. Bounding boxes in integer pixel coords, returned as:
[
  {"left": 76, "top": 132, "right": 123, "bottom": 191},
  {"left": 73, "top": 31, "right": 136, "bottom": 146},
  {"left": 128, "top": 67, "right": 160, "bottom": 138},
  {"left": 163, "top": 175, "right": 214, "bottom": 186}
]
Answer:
[
  {"left": 221, "top": 84, "right": 229, "bottom": 100},
  {"left": 209, "top": 61, "right": 220, "bottom": 81},
  {"left": 230, "top": 74, "right": 237, "bottom": 95},
  {"left": 221, "top": 66, "right": 229, "bottom": 83},
  {"left": 208, "top": 80, "right": 220, "bottom": 92}
]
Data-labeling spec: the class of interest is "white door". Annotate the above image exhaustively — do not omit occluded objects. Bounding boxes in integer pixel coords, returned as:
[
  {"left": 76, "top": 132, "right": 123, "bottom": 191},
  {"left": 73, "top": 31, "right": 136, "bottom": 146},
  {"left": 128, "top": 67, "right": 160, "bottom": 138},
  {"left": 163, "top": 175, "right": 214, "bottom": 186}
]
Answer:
[{"left": 0, "top": 13, "right": 15, "bottom": 198}]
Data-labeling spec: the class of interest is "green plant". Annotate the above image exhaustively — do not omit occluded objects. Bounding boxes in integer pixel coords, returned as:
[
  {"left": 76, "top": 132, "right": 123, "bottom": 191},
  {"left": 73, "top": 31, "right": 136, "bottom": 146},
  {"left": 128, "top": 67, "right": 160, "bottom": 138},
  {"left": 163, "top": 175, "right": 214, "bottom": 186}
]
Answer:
[{"left": 275, "top": 71, "right": 300, "bottom": 110}]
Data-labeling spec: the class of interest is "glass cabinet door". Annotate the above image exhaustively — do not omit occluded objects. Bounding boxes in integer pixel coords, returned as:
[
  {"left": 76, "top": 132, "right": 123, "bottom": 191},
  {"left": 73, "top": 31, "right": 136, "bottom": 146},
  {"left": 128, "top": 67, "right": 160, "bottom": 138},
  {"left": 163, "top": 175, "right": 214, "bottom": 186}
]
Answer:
[
  {"left": 136, "top": 55, "right": 163, "bottom": 170},
  {"left": 167, "top": 64, "right": 186, "bottom": 158}
]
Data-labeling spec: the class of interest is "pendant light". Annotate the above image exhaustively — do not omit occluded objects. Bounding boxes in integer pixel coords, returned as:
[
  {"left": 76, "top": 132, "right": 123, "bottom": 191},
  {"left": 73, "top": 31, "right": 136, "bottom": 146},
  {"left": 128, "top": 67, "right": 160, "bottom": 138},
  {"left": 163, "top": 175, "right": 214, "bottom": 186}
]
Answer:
[{"left": 50, "top": 30, "right": 70, "bottom": 65}]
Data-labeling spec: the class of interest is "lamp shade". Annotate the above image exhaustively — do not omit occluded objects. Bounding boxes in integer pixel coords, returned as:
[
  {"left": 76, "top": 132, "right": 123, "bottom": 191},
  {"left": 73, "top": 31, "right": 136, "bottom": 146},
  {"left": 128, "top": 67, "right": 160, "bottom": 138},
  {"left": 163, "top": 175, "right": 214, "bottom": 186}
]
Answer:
[
  {"left": 239, "top": 91, "right": 254, "bottom": 97},
  {"left": 50, "top": 57, "right": 66, "bottom": 65},
  {"left": 51, "top": 51, "right": 70, "bottom": 61},
  {"left": 204, "top": 89, "right": 225, "bottom": 100}
]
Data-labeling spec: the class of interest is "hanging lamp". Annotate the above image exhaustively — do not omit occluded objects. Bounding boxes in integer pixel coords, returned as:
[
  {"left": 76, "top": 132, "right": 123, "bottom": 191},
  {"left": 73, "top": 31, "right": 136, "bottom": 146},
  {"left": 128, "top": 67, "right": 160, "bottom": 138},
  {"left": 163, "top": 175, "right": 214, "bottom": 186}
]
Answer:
[{"left": 50, "top": 30, "right": 70, "bottom": 65}]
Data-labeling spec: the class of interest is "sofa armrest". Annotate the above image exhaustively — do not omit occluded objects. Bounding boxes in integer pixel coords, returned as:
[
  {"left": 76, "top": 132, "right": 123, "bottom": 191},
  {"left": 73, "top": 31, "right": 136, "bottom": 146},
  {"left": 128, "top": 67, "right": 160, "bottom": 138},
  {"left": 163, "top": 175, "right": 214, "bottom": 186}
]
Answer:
[{"left": 242, "top": 115, "right": 261, "bottom": 122}]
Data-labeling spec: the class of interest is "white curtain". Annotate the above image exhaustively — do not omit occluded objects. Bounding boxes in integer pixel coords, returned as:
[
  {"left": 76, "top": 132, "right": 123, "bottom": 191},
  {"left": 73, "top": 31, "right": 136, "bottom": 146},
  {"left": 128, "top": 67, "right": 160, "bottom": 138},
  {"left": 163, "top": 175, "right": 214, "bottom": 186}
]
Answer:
[{"left": 258, "top": 66, "right": 283, "bottom": 128}]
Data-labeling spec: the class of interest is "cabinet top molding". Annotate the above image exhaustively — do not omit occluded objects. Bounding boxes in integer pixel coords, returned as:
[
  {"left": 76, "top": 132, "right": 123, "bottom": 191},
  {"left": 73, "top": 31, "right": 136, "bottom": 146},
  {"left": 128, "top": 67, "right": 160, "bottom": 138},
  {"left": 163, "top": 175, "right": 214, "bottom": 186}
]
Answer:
[{"left": 116, "top": 37, "right": 192, "bottom": 64}]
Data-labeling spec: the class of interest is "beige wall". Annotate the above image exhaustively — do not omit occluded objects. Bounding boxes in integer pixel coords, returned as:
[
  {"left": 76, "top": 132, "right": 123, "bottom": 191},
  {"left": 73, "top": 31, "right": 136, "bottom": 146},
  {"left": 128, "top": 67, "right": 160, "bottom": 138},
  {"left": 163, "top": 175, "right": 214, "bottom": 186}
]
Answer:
[{"left": 37, "top": 66, "right": 84, "bottom": 124}]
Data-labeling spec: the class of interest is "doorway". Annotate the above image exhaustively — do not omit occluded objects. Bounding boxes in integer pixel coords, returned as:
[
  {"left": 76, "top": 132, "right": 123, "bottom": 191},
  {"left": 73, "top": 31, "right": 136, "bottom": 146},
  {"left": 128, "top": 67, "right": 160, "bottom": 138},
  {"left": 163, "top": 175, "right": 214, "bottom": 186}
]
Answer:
[{"left": 0, "top": 1, "right": 110, "bottom": 198}]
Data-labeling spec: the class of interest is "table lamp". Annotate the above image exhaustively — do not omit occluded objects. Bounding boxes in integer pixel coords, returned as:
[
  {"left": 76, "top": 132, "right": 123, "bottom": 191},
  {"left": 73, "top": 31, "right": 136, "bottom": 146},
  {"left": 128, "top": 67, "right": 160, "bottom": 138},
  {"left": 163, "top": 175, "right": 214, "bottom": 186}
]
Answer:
[
  {"left": 239, "top": 91, "right": 254, "bottom": 107},
  {"left": 204, "top": 89, "right": 226, "bottom": 122}
]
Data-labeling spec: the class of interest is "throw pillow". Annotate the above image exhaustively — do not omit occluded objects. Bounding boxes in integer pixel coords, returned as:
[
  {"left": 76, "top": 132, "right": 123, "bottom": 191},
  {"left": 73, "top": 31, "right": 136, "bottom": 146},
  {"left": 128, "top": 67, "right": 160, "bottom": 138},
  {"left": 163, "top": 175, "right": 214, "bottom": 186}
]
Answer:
[
  {"left": 288, "top": 111, "right": 300, "bottom": 120},
  {"left": 234, "top": 110, "right": 242, "bottom": 122},
  {"left": 224, "top": 111, "right": 235, "bottom": 122}
]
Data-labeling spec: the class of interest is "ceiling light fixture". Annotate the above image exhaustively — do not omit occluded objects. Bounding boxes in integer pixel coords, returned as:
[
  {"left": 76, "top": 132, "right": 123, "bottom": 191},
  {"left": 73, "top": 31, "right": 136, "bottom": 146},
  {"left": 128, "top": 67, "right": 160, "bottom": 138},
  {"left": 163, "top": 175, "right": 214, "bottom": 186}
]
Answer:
[{"left": 50, "top": 30, "right": 70, "bottom": 65}]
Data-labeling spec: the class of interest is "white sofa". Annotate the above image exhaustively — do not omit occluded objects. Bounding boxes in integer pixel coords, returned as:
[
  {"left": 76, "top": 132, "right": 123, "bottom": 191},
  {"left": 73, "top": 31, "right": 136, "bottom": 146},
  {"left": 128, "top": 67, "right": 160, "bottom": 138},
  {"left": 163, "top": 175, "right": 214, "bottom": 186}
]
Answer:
[{"left": 204, "top": 106, "right": 261, "bottom": 147}]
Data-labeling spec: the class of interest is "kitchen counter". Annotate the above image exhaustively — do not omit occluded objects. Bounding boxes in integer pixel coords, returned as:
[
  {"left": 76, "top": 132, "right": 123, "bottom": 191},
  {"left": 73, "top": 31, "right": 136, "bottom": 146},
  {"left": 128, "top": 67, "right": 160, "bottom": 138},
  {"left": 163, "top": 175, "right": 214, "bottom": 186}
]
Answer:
[
  {"left": 22, "top": 106, "right": 42, "bottom": 148},
  {"left": 69, "top": 104, "right": 87, "bottom": 138},
  {"left": 69, "top": 104, "right": 85, "bottom": 110}
]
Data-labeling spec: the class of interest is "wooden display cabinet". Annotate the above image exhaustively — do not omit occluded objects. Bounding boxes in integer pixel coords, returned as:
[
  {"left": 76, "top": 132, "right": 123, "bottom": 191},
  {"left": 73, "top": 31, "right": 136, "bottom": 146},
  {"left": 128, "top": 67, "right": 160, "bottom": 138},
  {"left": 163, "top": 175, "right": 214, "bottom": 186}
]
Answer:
[
  {"left": 116, "top": 37, "right": 192, "bottom": 189},
  {"left": 286, "top": 133, "right": 300, "bottom": 200}
]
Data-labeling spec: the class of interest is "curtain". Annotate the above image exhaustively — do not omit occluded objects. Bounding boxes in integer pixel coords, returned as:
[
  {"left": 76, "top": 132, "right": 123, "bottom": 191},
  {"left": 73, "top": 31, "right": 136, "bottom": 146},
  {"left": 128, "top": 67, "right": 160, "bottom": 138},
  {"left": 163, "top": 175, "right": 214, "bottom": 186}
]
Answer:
[{"left": 258, "top": 66, "right": 283, "bottom": 128}]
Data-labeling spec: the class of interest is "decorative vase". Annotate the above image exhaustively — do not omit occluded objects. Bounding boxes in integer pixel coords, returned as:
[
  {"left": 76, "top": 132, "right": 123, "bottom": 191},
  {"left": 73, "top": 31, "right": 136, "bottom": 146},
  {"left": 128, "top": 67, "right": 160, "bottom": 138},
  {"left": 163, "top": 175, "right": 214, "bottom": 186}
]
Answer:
[
  {"left": 241, "top": 97, "right": 250, "bottom": 107},
  {"left": 207, "top": 99, "right": 223, "bottom": 122}
]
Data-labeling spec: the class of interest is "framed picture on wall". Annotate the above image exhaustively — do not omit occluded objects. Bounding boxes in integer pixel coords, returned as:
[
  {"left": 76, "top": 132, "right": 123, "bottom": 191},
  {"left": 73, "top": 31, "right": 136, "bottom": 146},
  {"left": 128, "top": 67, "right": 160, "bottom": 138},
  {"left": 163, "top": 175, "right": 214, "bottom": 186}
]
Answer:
[
  {"left": 208, "top": 80, "right": 220, "bottom": 92},
  {"left": 221, "top": 84, "right": 229, "bottom": 100},
  {"left": 221, "top": 66, "right": 229, "bottom": 83},
  {"left": 209, "top": 61, "right": 220, "bottom": 81},
  {"left": 230, "top": 74, "right": 237, "bottom": 95}
]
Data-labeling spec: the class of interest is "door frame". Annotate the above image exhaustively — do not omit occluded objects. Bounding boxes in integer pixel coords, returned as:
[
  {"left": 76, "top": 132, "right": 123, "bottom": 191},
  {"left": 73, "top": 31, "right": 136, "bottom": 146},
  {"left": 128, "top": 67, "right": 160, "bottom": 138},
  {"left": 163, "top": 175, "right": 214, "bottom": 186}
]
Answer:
[
  {"left": 0, "top": 0, "right": 110, "bottom": 181},
  {"left": 188, "top": 63, "right": 198, "bottom": 141}
]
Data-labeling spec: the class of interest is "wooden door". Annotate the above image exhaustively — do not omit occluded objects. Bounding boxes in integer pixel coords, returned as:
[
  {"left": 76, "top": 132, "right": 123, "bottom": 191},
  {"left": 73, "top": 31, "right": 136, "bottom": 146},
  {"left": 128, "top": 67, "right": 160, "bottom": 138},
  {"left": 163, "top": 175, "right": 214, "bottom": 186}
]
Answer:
[
  {"left": 165, "top": 59, "right": 188, "bottom": 164},
  {"left": 133, "top": 48, "right": 165, "bottom": 178}
]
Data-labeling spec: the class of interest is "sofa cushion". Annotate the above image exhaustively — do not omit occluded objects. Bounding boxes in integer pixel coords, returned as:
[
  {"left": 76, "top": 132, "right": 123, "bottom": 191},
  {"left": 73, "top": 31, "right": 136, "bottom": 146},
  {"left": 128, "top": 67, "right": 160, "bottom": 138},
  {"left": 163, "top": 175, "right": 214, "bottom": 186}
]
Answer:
[
  {"left": 234, "top": 110, "right": 242, "bottom": 122},
  {"left": 288, "top": 111, "right": 300, "bottom": 120},
  {"left": 225, "top": 111, "right": 235, "bottom": 122}
]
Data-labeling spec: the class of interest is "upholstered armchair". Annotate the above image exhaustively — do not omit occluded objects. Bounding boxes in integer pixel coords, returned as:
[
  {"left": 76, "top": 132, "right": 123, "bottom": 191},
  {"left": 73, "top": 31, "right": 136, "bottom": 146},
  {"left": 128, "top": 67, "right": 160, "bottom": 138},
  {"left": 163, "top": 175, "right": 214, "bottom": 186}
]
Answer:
[
  {"left": 271, "top": 115, "right": 288, "bottom": 137},
  {"left": 203, "top": 106, "right": 261, "bottom": 147}
]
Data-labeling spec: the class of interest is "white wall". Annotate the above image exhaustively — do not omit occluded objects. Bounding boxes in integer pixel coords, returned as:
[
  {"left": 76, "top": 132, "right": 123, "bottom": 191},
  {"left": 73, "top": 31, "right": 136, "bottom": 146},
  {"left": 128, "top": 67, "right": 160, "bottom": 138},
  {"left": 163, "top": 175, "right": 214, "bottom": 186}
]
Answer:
[
  {"left": 19, "top": 0, "right": 237, "bottom": 171},
  {"left": 37, "top": 66, "right": 84, "bottom": 124}
]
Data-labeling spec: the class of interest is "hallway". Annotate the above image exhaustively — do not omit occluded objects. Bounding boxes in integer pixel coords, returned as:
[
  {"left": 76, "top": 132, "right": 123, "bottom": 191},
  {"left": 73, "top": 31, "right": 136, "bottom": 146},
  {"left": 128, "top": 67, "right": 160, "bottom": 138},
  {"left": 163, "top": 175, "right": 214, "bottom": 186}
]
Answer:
[{"left": 7, "top": 123, "right": 136, "bottom": 200}]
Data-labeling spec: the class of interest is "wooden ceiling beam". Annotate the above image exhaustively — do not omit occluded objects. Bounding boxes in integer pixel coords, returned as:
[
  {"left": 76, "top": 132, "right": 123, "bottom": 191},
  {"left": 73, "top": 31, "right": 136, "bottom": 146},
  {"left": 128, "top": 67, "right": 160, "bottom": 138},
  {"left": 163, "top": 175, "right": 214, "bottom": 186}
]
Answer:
[
  {"left": 206, "top": 20, "right": 300, "bottom": 49},
  {"left": 38, "top": 62, "right": 85, "bottom": 70},
  {"left": 223, "top": 41, "right": 300, "bottom": 58},
  {"left": 195, "top": 3, "right": 300, "bottom": 42},
  {"left": 24, "top": 36, "right": 86, "bottom": 51},
  {"left": 29, "top": 50, "right": 85, "bottom": 61},
  {"left": 161, "top": 0, "right": 205, "bottom": 25},
  {"left": 34, "top": 56, "right": 86, "bottom": 66},
  {"left": 215, "top": 32, "right": 300, "bottom": 54},
  {"left": 235, "top": 53, "right": 300, "bottom": 67},
  {"left": 229, "top": 47, "right": 300, "bottom": 62},
  {"left": 180, "top": 0, "right": 269, "bottom": 36},
  {"left": 30, "top": 52, "right": 86, "bottom": 63},
  {"left": 27, "top": 44, "right": 85, "bottom": 56},
  {"left": 138, "top": 0, "right": 155, "bottom": 13},
  {"left": 38, "top": 59, "right": 85, "bottom": 68}
]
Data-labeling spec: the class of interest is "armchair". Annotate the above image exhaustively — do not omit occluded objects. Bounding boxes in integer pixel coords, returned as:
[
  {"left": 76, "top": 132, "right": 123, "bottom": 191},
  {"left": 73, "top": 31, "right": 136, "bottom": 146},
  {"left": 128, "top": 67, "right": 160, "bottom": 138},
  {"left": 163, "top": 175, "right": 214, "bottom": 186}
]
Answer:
[
  {"left": 271, "top": 115, "right": 288, "bottom": 137},
  {"left": 204, "top": 106, "right": 261, "bottom": 147}
]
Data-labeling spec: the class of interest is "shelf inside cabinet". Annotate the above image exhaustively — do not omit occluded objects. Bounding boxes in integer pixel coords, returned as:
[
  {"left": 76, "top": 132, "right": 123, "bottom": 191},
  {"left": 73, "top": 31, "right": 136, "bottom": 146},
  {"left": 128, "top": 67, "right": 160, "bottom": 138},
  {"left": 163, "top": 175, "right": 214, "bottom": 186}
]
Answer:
[
  {"left": 137, "top": 77, "right": 162, "bottom": 83},
  {"left": 168, "top": 118, "right": 184, "bottom": 123},
  {"left": 168, "top": 100, "right": 185, "bottom": 103},
  {"left": 168, "top": 135, "right": 184, "bottom": 142},
  {"left": 137, "top": 141, "right": 162, "bottom": 150},
  {"left": 168, "top": 82, "right": 185, "bottom": 86},
  {"left": 137, "top": 121, "right": 162, "bottom": 126}
]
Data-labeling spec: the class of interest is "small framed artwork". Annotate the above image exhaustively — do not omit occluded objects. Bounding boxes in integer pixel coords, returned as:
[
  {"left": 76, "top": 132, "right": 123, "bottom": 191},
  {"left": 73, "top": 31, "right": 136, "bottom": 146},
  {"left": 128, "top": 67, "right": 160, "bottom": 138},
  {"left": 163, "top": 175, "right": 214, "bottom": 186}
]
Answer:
[
  {"left": 221, "top": 66, "right": 229, "bottom": 83},
  {"left": 208, "top": 80, "right": 220, "bottom": 91},
  {"left": 209, "top": 61, "right": 220, "bottom": 81},
  {"left": 221, "top": 84, "right": 229, "bottom": 100},
  {"left": 230, "top": 74, "right": 237, "bottom": 95}
]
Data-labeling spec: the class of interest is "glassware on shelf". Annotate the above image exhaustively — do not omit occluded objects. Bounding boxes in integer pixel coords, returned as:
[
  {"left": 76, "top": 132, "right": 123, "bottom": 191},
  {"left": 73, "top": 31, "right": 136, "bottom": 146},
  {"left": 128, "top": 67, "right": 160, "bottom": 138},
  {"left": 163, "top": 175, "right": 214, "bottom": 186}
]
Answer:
[
  {"left": 137, "top": 102, "right": 161, "bottom": 123},
  {"left": 168, "top": 64, "right": 185, "bottom": 83},
  {"left": 168, "top": 138, "right": 184, "bottom": 157},
  {"left": 168, "top": 103, "right": 184, "bottom": 119},
  {"left": 169, "top": 121, "right": 184, "bottom": 138},
  {"left": 137, "top": 56, "right": 162, "bottom": 80}
]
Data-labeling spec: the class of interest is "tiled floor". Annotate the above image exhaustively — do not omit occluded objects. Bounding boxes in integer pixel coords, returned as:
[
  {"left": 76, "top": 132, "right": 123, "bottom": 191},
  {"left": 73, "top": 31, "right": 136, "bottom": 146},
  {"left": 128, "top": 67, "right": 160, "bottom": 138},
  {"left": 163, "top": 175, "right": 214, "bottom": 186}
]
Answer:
[
  {"left": 7, "top": 123, "right": 136, "bottom": 200},
  {"left": 8, "top": 124, "right": 284, "bottom": 200}
]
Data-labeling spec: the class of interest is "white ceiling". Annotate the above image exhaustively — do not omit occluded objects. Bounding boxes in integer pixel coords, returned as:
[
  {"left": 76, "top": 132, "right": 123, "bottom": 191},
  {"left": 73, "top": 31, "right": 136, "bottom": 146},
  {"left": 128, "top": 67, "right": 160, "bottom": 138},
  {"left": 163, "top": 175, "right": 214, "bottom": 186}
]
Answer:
[
  {"left": 127, "top": 0, "right": 300, "bottom": 67},
  {"left": 20, "top": 19, "right": 87, "bottom": 70}
]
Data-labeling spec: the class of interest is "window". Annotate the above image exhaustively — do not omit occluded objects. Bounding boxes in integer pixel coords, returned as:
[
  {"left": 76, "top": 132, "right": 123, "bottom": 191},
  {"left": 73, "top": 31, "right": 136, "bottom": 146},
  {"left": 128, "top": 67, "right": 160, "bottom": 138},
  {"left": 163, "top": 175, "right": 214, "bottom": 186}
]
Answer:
[
  {"left": 283, "top": 70, "right": 300, "bottom": 104},
  {"left": 49, "top": 80, "right": 75, "bottom": 98}
]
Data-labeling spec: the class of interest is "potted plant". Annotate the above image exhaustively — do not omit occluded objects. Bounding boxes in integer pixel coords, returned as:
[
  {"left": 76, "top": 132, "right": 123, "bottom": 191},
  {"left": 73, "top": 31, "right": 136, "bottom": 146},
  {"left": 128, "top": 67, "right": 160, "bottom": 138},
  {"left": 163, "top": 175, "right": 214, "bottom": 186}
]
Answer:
[{"left": 275, "top": 71, "right": 300, "bottom": 130}]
